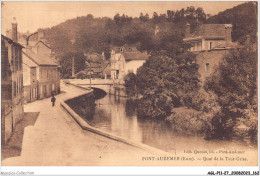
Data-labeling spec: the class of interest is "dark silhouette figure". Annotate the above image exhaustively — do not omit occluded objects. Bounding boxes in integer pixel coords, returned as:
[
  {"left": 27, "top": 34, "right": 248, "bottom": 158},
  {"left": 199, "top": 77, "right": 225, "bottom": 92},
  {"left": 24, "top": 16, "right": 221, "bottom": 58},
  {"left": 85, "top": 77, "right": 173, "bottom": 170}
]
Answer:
[{"left": 51, "top": 95, "right": 56, "bottom": 107}]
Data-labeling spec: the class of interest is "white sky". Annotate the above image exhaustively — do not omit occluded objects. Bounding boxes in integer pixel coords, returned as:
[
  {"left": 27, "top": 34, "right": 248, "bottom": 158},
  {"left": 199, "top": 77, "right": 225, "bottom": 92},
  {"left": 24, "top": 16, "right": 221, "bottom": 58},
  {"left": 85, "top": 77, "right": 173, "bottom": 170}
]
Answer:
[{"left": 1, "top": 1, "right": 247, "bottom": 33}]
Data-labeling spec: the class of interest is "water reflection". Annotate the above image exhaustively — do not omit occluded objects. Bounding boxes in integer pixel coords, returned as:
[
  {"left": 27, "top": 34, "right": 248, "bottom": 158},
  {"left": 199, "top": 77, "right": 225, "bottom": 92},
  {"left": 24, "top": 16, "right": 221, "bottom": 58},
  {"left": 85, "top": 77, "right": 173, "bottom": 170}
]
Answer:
[{"left": 69, "top": 93, "right": 256, "bottom": 153}]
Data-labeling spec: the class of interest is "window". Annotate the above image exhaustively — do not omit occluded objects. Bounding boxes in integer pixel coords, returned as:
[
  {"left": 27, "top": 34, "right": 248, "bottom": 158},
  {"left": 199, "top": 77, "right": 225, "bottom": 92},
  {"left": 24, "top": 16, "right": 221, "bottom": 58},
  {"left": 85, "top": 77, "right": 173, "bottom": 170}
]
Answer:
[
  {"left": 198, "top": 42, "right": 202, "bottom": 50},
  {"left": 209, "top": 42, "right": 213, "bottom": 50},
  {"left": 13, "top": 81, "right": 16, "bottom": 97},
  {"left": 16, "top": 78, "right": 19, "bottom": 94},
  {"left": 191, "top": 43, "right": 195, "bottom": 51},
  {"left": 205, "top": 63, "right": 210, "bottom": 72},
  {"left": 15, "top": 47, "right": 19, "bottom": 71},
  {"left": 116, "top": 70, "right": 119, "bottom": 79},
  {"left": 19, "top": 50, "right": 22, "bottom": 70},
  {"left": 19, "top": 77, "right": 22, "bottom": 93}
]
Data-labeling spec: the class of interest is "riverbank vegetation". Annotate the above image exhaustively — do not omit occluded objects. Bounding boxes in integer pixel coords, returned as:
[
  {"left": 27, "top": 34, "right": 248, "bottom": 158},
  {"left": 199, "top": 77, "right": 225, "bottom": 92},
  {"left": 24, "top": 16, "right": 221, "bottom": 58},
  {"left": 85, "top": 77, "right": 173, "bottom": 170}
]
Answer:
[
  {"left": 124, "top": 48, "right": 257, "bottom": 143},
  {"left": 204, "top": 48, "right": 257, "bottom": 143}
]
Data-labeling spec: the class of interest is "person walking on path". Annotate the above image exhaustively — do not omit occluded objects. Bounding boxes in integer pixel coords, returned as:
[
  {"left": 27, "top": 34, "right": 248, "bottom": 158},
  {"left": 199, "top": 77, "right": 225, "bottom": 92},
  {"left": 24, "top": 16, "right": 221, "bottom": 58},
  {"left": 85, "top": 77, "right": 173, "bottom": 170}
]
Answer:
[{"left": 51, "top": 95, "right": 56, "bottom": 107}]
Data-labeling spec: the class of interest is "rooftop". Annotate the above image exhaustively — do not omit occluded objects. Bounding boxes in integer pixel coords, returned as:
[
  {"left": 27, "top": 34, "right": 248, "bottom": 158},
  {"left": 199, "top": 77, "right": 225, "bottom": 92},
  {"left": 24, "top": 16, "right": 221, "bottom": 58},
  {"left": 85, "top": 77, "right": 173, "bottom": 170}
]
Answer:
[
  {"left": 23, "top": 54, "right": 37, "bottom": 68},
  {"left": 2, "top": 34, "right": 24, "bottom": 48},
  {"left": 111, "top": 44, "right": 150, "bottom": 61},
  {"left": 23, "top": 49, "right": 58, "bottom": 66},
  {"left": 184, "top": 24, "right": 231, "bottom": 41},
  {"left": 124, "top": 52, "right": 149, "bottom": 61}
]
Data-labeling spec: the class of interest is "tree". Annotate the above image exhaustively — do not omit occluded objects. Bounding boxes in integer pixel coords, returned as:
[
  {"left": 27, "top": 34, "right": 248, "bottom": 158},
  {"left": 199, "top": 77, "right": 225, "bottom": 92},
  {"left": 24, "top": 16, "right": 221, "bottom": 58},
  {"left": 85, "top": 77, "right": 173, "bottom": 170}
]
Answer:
[
  {"left": 152, "top": 12, "right": 159, "bottom": 23},
  {"left": 139, "top": 12, "right": 149, "bottom": 22},
  {"left": 167, "top": 10, "right": 175, "bottom": 20},
  {"left": 204, "top": 48, "right": 257, "bottom": 140},
  {"left": 60, "top": 52, "right": 86, "bottom": 78},
  {"left": 136, "top": 52, "right": 200, "bottom": 119},
  {"left": 124, "top": 72, "right": 138, "bottom": 97}
]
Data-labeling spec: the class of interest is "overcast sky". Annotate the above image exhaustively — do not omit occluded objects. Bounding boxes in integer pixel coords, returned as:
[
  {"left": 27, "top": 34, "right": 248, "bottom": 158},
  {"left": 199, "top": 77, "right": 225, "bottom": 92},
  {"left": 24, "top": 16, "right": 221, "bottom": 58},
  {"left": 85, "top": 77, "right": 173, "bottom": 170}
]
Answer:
[{"left": 1, "top": 1, "right": 246, "bottom": 33}]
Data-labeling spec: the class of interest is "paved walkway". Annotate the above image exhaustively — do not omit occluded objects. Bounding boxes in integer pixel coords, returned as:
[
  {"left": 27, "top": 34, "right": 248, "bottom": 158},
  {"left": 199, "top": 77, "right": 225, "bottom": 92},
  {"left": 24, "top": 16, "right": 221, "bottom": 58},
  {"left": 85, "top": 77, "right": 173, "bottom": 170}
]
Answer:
[{"left": 2, "top": 82, "right": 151, "bottom": 166}]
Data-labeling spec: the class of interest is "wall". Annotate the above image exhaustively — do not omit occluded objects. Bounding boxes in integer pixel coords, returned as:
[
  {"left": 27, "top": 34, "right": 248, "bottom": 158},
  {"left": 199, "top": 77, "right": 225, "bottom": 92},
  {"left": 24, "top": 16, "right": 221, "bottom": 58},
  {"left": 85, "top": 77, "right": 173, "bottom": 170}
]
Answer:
[
  {"left": 1, "top": 37, "right": 24, "bottom": 145},
  {"left": 1, "top": 101, "right": 13, "bottom": 144},
  {"left": 110, "top": 53, "right": 125, "bottom": 80},
  {"left": 36, "top": 42, "right": 51, "bottom": 56},
  {"left": 203, "top": 39, "right": 226, "bottom": 50},
  {"left": 196, "top": 49, "right": 229, "bottom": 83},
  {"left": 38, "top": 66, "right": 60, "bottom": 99},
  {"left": 125, "top": 60, "right": 146, "bottom": 74},
  {"left": 23, "top": 63, "right": 31, "bottom": 86}
]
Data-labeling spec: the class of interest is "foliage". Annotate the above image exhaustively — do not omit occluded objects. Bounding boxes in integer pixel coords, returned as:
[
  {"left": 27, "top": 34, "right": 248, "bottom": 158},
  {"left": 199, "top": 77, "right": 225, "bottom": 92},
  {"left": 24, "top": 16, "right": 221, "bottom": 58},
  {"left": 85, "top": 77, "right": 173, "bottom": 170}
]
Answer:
[
  {"left": 43, "top": 5, "right": 208, "bottom": 59},
  {"left": 136, "top": 53, "right": 200, "bottom": 119},
  {"left": 204, "top": 48, "right": 257, "bottom": 140},
  {"left": 59, "top": 52, "right": 86, "bottom": 78},
  {"left": 124, "top": 72, "right": 138, "bottom": 97},
  {"left": 166, "top": 107, "right": 206, "bottom": 136}
]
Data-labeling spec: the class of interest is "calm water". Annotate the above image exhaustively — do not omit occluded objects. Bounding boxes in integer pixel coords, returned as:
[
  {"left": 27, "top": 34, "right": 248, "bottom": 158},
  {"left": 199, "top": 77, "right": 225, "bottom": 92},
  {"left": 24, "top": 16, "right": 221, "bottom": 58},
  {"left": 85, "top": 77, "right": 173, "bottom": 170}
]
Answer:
[{"left": 74, "top": 92, "right": 256, "bottom": 153}]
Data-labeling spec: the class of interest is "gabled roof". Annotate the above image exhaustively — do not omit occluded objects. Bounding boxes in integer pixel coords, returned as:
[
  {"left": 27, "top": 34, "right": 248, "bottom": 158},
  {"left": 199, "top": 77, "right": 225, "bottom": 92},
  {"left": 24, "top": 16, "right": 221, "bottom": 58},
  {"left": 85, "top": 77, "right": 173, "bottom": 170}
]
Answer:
[
  {"left": 1, "top": 34, "right": 24, "bottom": 48},
  {"left": 35, "top": 40, "right": 51, "bottom": 49},
  {"left": 123, "top": 52, "right": 149, "bottom": 61},
  {"left": 184, "top": 24, "right": 231, "bottom": 41},
  {"left": 23, "top": 49, "right": 58, "bottom": 66},
  {"left": 85, "top": 61, "right": 110, "bottom": 73},
  {"left": 85, "top": 53, "right": 105, "bottom": 61},
  {"left": 111, "top": 44, "right": 139, "bottom": 53},
  {"left": 23, "top": 54, "right": 37, "bottom": 68},
  {"left": 111, "top": 44, "right": 150, "bottom": 61}
]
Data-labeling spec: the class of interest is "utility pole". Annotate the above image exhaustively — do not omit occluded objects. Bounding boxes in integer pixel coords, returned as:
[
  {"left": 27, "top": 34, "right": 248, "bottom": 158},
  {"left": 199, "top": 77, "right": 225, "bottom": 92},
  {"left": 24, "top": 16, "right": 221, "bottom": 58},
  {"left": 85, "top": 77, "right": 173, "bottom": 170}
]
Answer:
[
  {"left": 89, "top": 59, "right": 92, "bottom": 88},
  {"left": 72, "top": 57, "right": 75, "bottom": 77},
  {"left": 84, "top": 53, "right": 92, "bottom": 89}
]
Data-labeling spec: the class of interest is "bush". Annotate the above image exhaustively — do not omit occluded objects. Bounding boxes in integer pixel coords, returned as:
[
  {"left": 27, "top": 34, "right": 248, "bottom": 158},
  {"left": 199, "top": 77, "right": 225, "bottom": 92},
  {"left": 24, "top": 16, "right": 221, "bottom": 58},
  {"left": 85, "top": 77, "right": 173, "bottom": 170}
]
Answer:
[{"left": 166, "top": 107, "right": 208, "bottom": 136}]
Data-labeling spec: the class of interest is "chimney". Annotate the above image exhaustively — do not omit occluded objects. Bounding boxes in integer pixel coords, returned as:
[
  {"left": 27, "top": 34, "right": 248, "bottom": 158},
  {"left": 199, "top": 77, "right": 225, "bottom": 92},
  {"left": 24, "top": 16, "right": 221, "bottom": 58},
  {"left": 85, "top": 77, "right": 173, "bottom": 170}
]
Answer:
[
  {"left": 11, "top": 17, "right": 18, "bottom": 42},
  {"left": 224, "top": 24, "right": 232, "bottom": 43},
  {"left": 185, "top": 22, "right": 190, "bottom": 38},
  {"left": 38, "top": 28, "right": 45, "bottom": 41}
]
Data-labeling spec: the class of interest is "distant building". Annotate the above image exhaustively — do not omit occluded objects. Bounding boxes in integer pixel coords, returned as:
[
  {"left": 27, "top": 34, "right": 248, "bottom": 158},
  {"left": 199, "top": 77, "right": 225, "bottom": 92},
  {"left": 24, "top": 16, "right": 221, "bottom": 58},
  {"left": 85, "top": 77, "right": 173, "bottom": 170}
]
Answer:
[
  {"left": 183, "top": 23, "right": 237, "bottom": 82},
  {"left": 20, "top": 29, "right": 60, "bottom": 103},
  {"left": 82, "top": 52, "right": 110, "bottom": 79},
  {"left": 110, "top": 44, "right": 149, "bottom": 82},
  {"left": 1, "top": 19, "right": 24, "bottom": 145}
]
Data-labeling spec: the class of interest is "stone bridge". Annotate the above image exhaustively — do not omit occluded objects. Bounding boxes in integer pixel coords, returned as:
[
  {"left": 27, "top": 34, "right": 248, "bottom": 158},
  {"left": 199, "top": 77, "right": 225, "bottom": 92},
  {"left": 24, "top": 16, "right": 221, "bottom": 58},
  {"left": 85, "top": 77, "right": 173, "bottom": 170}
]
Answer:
[
  {"left": 77, "top": 84, "right": 112, "bottom": 94},
  {"left": 63, "top": 79, "right": 127, "bottom": 97}
]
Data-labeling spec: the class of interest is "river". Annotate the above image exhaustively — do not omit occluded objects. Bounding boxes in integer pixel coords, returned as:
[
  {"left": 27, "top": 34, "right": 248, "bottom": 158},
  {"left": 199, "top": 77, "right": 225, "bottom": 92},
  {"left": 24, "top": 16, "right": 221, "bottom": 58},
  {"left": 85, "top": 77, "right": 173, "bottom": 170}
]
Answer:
[{"left": 67, "top": 88, "right": 257, "bottom": 154}]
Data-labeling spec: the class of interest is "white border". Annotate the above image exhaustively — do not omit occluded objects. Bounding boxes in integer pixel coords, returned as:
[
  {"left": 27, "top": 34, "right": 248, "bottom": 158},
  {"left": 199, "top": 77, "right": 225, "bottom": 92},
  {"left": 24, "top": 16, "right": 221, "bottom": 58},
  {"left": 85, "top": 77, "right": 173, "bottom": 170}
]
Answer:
[{"left": 0, "top": 0, "right": 259, "bottom": 175}]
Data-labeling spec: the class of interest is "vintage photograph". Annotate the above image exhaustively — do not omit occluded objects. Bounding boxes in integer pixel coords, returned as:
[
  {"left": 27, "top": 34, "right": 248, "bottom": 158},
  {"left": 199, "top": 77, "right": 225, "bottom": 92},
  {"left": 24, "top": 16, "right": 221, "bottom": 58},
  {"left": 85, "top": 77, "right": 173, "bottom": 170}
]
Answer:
[{"left": 1, "top": 0, "right": 258, "bottom": 169}]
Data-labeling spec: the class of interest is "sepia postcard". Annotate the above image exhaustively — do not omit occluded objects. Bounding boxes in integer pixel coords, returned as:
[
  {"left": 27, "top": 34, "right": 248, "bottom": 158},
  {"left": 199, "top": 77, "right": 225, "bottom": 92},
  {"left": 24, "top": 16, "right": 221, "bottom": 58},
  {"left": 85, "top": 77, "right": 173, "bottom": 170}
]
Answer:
[{"left": 1, "top": 0, "right": 259, "bottom": 175}]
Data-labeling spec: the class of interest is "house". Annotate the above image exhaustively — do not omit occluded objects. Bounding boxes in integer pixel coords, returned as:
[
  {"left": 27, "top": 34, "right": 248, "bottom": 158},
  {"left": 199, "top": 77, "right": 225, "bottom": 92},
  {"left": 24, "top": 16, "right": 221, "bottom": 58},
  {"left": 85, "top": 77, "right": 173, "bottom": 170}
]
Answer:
[
  {"left": 110, "top": 44, "right": 149, "bottom": 81},
  {"left": 183, "top": 23, "right": 237, "bottom": 82},
  {"left": 23, "top": 53, "right": 38, "bottom": 103},
  {"left": 1, "top": 19, "right": 24, "bottom": 145},
  {"left": 20, "top": 29, "right": 60, "bottom": 103},
  {"left": 23, "top": 49, "right": 60, "bottom": 102},
  {"left": 83, "top": 52, "right": 111, "bottom": 79}
]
